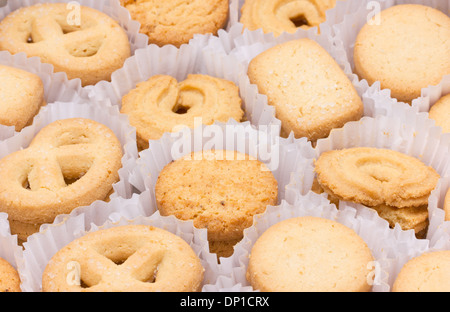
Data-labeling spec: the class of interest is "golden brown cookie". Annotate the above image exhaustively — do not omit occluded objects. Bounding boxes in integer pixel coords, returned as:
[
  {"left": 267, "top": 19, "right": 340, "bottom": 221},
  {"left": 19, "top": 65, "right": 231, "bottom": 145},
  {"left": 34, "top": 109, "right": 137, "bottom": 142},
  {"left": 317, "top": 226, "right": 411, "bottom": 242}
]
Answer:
[
  {"left": 120, "top": 0, "right": 229, "bottom": 48},
  {"left": 155, "top": 150, "right": 278, "bottom": 258},
  {"left": 0, "top": 118, "right": 123, "bottom": 243},
  {"left": 246, "top": 216, "right": 374, "bottom": 292},
  {"left": 429, "top": 94, "right": 450, "bottom": 133},
  {"left": 0, "top": 65, "right": 45, "bottom": 131},
  {"left": 0, "top": 257, "right": 21, "bottom": 292},
  {"left": 248, "top": 38, "right": 363, "bottom": 141},
  {"left": 444, "top": 187, "right": 450, "bottom": 222},
  {"left": 0, "top": 3, "right": 131, "bottom": 86},
  {"left": 42, "top": 225, "right": 204, "bottom": 292},
  {"left": 314, "top": 147, "right": 440, "bottom": 237},
  {"left": 121, "top": 74, "right": 245, "bottom": 151},
  {"left": 354, "top": 4, "right": 450, "bottom": 104},
  {"left": 240, "top": 0, "right": 337, "bottom": 36},
  {"left": 393, "top": 250, "right": 450, "bottom": 292}
]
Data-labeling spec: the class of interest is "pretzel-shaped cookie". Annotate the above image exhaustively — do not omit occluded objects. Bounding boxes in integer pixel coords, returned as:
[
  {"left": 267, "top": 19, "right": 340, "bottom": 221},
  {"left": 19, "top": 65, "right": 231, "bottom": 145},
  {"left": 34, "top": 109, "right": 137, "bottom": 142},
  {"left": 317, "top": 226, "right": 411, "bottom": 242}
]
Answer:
[
  {"left": 240, "top": 0, "right": 336, "bottom": 36},
  {"left": 314, "top": 147, "right": 440, "bottom": 209},
  {"left": 42, "top": 225, "right": 205, "bottom": 292},
  {"left": 0, "top": 3, "right": 131, "bottom": 86},
  {"left": 0, "top": 118, "right": 123, "bottom": 240},
  {"left": 121, "top": 74, "right": 244, "bottom": 150}
]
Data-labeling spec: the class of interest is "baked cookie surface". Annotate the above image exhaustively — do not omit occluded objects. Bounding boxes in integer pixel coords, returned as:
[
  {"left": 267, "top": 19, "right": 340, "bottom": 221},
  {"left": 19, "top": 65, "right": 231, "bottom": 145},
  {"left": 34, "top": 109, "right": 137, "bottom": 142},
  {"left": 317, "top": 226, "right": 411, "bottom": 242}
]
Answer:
[
  {"left": 42, "top": 225, "right": 204, "bottom": 292},
  {"left": 354, "top": 4, "right": 450, "bottom": 103},
  {"left": 120, "top": 0, "right": 229, "bottom": 47},
  {"left": 0, "top": 257, "right": 21, "bottom": 292},
  {"left": 240, "top": 0, "right": 337, "bottom": 36},
  {"left": 429, "top": 94, "right": 450, "bottom": 133},
  {"left": 155, "top": 150, "right": 278, "bottom": 258},
  {"left": 0, "top": 118, "right": 123, "bottom": 242},
  {"left": 246, "top": 216, "right": 374, "bottom": 292},
  {"left": 0, "top": 3, "right": 131, "bottom": 86},
  {"left": 314, "top": 147, "right": 440, "bottom": 236},
  {"left": 0, "top": 65, "right": 45, "bottom": 131},
  {"left": 393, "top": 250, "right": 450, "bottom": 292},
  {"left": 248, "top": 38, "right": 363, "bottom": 141},
  {"left": 121, "top": 74, "right": 244, "bottom": 151}
]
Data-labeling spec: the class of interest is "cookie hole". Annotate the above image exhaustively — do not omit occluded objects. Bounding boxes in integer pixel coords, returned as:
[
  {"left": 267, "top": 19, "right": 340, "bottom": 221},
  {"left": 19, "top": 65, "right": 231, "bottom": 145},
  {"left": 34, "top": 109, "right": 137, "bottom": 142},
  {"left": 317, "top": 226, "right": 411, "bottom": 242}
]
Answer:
[
  {"left": 80, "top": 279, "right": 92, "bottom": 289},
  {"left": 172, "top": 105, "right": 190, "bottom": 115},
  {"left": 63, "top": 172, "right": 86, "bottom": 186},
  {"left": 290, "top": 14, "right": 310, "bottom": 27},
  {"left": 22, "top": 178, "right": 31, "bottom": 190},
  {"left": 26, "top": 36, "right": 33, "bottom": 44}
]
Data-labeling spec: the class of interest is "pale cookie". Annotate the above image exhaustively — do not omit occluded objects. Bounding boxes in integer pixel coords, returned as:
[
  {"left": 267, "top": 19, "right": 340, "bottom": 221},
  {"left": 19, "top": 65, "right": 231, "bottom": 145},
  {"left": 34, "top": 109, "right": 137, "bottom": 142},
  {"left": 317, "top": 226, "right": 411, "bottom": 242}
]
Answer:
[
  {"left": 0, "top": 257, "right": 21, "bottom": 292},
  {"left": 354, "top": 4, "right": 450, "bottom": 104},
  {"left": 240, "top": 0, "right": 337, "bottom": 36},
  {"left": 444, "top": 187, "right": 450, "bottom": 222},
  {"left": 0, "top": 118, "right": 123, "bottom": 243},
  {"left": 314, "top": 147, "right": 440, "bottom": 237},
  {"left": 0, "top": 65, "right": 45, "bottom": 131},
  {"left": 429, "top": 94, "right": 450, "bottom": 133},
  {"left": 0, "top": 3, "right": 131, "bottom": 86},
  {"left": 120, "top": 0, "right": 229, "bottom": 48},
  {"left": 393, "top": 250, "right": 450, "bottom": 292},
  {"left": 155, "top": 150, "right": 278, "bottom": 258},
  {"left": 248, "top": 38, "right": 363, "bottom": 141},
  {"left": 42, "top": 225, "right": 204, "bottom": 292},
  {"left": 246, "top": 216, "right": 374, "bottom": 292},
  {"left": 121, "top": 74, "right": 245, "bottom": 151}
]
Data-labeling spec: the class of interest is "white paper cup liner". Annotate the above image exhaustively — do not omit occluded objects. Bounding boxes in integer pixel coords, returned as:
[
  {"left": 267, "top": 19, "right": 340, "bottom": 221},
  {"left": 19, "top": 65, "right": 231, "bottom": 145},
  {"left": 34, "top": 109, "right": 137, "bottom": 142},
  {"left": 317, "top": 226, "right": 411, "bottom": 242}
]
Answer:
[
  {"left": 0, "top": 101, "right": 139, "bottom": 238},
  {"left": 411, "top": 74, "right": 450, "bottom": 114},
  {"left": 191, "top": 0, "right": 368, "bottom": 56},
  {"left": 0, "top": 212, "right": 23, "bottom": 289},
  {"left": 18, "top": 206, "right": 223, "bottom": 292},
  {"left": 86, "top": 40, "right": 282, "bottom": 138},
  {"left": 211, "top": 191, "right": 427, "bottom": 292},
  {"left": 332, "top": 0, "right": 450, "bottom": 111},
  {"left": 0, "top": 50, "right": 87, "bottom": 139},
  {"left": 127, "top": 120, "right": 315, "bottom": 212}
]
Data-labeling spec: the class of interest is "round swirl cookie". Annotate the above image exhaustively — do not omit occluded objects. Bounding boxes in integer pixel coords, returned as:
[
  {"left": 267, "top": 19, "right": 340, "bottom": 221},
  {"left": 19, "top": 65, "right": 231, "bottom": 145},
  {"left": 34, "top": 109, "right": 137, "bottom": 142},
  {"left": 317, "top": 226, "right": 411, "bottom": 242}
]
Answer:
[
  {"left": 120, "top": 0, "right": 229, "bottom": 48},
  {"left": 393, "top": 250, "right": 450, "bottom": 292},
  {"left": 0, "top": 257, "right": 21, "bottom": 292},
  {"left": 246, "top": 217, "right": 374, "bottom": 292},
  {"left": 248, "top": 38, "right": 363, "bottom": 141},
  {"left": 155, "top": 150, "right": 278, "bottom": 259},
  {"left": 0, "top": 65, "right": 45, "bottom": 132},
  {"left": 429, "top": 94, "right": 450, "bottom": 134},
  {"left": 240, "top": 0, "right": 337, "bottom": 36},
  {"left": 121, "top": 74, "right": 245, "bottom": 151},
  {"left": 0, "top": 118, "right": 123, "bottom": 243},
  {"left": 0, "top": 3, "right": 131, "bottom": 86},
  {"left": 313, "top": 147, "right": 440, "bottom": 237},
  {"left": 42, "top": 225, "right": 205, "bottom": 292},
  {"left": 354, "top": 4, "right": 450, "bottom": 104}
]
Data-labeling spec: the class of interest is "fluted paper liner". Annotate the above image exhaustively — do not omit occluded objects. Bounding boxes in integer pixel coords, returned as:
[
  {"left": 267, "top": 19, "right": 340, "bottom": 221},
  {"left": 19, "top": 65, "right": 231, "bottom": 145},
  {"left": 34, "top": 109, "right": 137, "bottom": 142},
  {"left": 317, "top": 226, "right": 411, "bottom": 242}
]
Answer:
[
  {"left": 125, "top": 120, "right": 316, "bottom": 216},
  {"left": 192, "top": 0, "right": 368, "bottom": 56},
  {"left": 86, "top": 40, "right": 282, "bottom": 136},
  {"left": 0, "top": 212, "right": 23, "bottom": 290}
]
